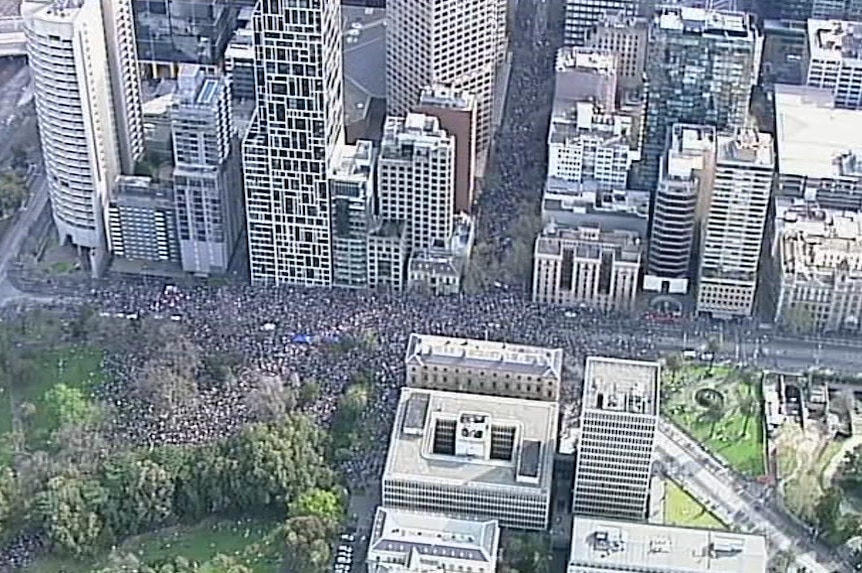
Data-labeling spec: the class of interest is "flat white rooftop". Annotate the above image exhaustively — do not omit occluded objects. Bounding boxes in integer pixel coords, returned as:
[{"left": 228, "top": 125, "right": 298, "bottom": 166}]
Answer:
[
  {"left": 368, "top": 507, "right": 499, "bottom": 567},
  {"left": 383, "top": 388, "right": 558, "bottom": 491},
  {"left": 405, "top": 333, "right": 563, "bottom": 380},
  {"left": 582, "top": 356, "right": 660, "bottom": 416},
  {"left": 569, "top": 517, "right": 767, "bottom": 573},
  {"left": 775, "top": 84, "right": 862, "bottom": 179}
]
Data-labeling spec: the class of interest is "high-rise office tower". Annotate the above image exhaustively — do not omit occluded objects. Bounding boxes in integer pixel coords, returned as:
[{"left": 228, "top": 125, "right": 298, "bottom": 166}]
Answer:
[
  {"left": 564, "top": 0, "right": 637, "bottom": 47},
  {"left": 641, "top": 7, "right": 760, "bottom": 188},
  {"left": 697, "top": 130, "right": 774, "bottom": 318},
  {"left": 414, "top": 85, "right": 477, "bottom": 214},
  {"left": 644, "top": 124, "right": 716, "bottom": 296},
  {"left": 377, "top": 114, "right": 455, "bottom": 253},
  {"left": 132, "top": 0, "right": 238, "bottom": 76},
  {"left": 386, "top": 0, "right": 501, "bottom": 152},
  {"left": 242, "top": 0, "right": 344, "bottom": 286},
  {"left": 171, "top": 64, "right": 243, "bottom": 276},
  {"left": 572, "top": 356, "right": 660, "bottom": 521},
  {"left": 23, "top": 0, "right": 143, "bottom": 275},
  {"left": 585, "top": 12, "right": 648, "bottom": 97},
  {"left": 806, "top": 20, "right": 862, "bottom": 110}
]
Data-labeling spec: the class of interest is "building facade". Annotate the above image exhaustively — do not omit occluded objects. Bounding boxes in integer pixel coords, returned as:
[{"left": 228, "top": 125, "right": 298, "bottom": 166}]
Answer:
[
  {"left": 330, "top": 140, "right": 375, "bottom": 289},
  {"left": 644, "top": 124, "right": 716, "bottom": 295},
  {"left": 377, "top": 114, "right": 455, "bottom": 253},
  {"left": 806, "top": 19, "right": 862, "bottom": 110},
  {"left": 224, "top": 20, "right": 255, "bottom": 101},
  {"left": 641, "top": 7, "right": 760, "bottom": 188},
  {"left": 107, "top": 175, "right": 180, "bottom": 263},
  {"left": 367, "top": 219, "right": 408, "bottom": 291},
  {"left": 404, "top": 333, "right": 564, "bottom": 402},
  {"left": 572, "top": 357, "right": 660, "bottom": 521},
  {"left": 697, "top": 130, "right": 774, "bottom": 317},
  {"left": 382, "top": 388, "right": 559, "bottom": 530},
  {"left": 23, "top": 0, "right": 142, "bottom": 275},
  {"left": 414, "top": 85, "right": 477, "bottom": 214},
  {"left": 242, "top": 0, "right": 344, "bottom": 285},
  {"left": 564, "top": 0, "right": 637, "bottom": 47},
  {"left": 585, "top": 13, "right": 648, "bottom": 97},
  {"left": 367, "top": 507, "right": 499, "bottom": 573},
  {"left": 171, "top": 65, "right": 242, "bottom": 276},
  {"left": 386, "top": 0, "right": 501, "bottom": 151},
  {"left": 533, "top": 224, "right": 642, "bottom": 312}
]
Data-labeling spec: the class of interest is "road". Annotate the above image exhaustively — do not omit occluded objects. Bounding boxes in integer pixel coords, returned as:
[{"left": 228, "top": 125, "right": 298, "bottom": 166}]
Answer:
[
  {"left": 0, "top": 174, "right": 50, "bottom": 304},
  {"left": 657, "top": 420, "right": 847, "bottom": 573}
]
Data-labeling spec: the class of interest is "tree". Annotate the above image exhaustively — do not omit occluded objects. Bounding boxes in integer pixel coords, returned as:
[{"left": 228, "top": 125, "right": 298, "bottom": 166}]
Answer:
[
  {"left": 136, "top": 361, "right": 199, "bottom": 413},
  {"left": 664, "top": 352, "right": 683, "bottom": 384},
  {"left": 705, "top": 337, "right": 721, "bottom": 373},
  {"left": 290, "top": 488, "right": 345, "bottom": 523},
  {"left": 0, "top": 467, "right": 20, "bottom": 537},
  {"left": 43, "top": 383, "right": 97, "bottom": 429},
  {"left": 700, "top": 403, "right": 725, "bottom": 438},
  {"left": 35, "top": 475, "right": 108, "bottom": 555},
  {"left": 784, "top": 305, "right": 816, "bottom": 335},
  {"left": 737, "top": 391, "right": 758, "bottom": 438},
  {"left": 280, "top": 515, "right": 337, "bottom": 573},
  {"left": 245, "top": 373, "right": 296, "bottom": 421},
  {"left": 0, "top": 172, "right": 26, "bottom": 218},
  {"left": 298, "top": 380, "right": 320, "bottom": 406},
  {"left": 101, "top": 454, "right": 176, "bottom": 537},
  {"left": 814, "top": 487, "right": 842, "bottom": 538}
]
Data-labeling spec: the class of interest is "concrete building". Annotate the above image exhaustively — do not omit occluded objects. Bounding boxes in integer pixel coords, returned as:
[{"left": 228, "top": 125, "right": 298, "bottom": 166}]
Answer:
[
  {"left": 132, "top": 0, "right": 237, "bottom": 76},
  {"left": 644, "top": 124, "right": 716, "bottom": 295},
  {"left": 407, "top": 213, "right": 475, "bottom": 295},
  {"left": 542, "top": 182, "right": 650, "bottom": 237},
  {"left": 567, "top": 517, "right": 767, "bottom": 573},
  {"left": 806, "top": 19, "right": 862, "bottom": 110},
  {"left": 548, "top": 100, "right": 639, "bottom": 189},
  {"left": 171, "top": 65, "right": 242, "bottom": 276},
  {"left": 774, "top": 84, "right": 862, "bottom": 211},
  {"left": 641, "top": 6, "right": 761, "bottom": 188},
  {"left": 414, "top": 85, "right": 477, "bottom": 214},
  {"left": 773, "top": 200, "right": 862, "bottom": 333},
  {"left": 572, "top": 357, "right": 659, "bottom": 521},
  {"left": 697, "top": 130, "right": 774, "bottom": 318},
  {"left": 378, "top": 114, "right": 455, "bottom": 253},
  {"left": 367, "top": 219, "right": 408, "bottom": 291},
  {"left": 107, "top": 175, "right": 180, "bottom": 264},
  {"left": 23, "top": 0, "right": 143, "bottom": 275},
  {"left": 223, "top": 18, "right": 254, "bottom": 101},
  {"left": 382, "top": 387, "right": 559, "bottom": 530},
  {"left": 762, "top": 19, "right": 808, "bottom": 86},
  {"left": 330, "top": 140, "right": 375, "bottom": 289},
  {"left": 564, "top": 0, "right": 637, "bottom": 47},
  {"left": 366, "top": 507, "right": 499, "bottom": 573},
  {"left": 242, "top": 0, "right": 344, "bottom": 286},
  {"left": 554, "top": 47, "right": 618, "bottom": 113},
  {"left": 585, "top": 12, "right": 649, "bottom": 97},
  {"left": 533, "top": 224, "right": 642, "bottom": 312},
  {"left": 404, "top": 333, "right": 563, "bottom": 402},
  {"left": 386, "top": 0, "right": 501, "bottom": 152}
]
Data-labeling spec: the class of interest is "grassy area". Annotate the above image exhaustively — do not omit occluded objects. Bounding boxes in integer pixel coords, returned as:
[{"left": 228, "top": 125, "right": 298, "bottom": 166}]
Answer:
[
  {"left": 664, "top": 365, "right": 766, "bottom": 477},
  {"left": 26, "top": 518, "right": 282, "bottom": 573},
  {"left": 783, "top": 439, "right": 843, "bottom": 522},
  {"left": 664, "top": 480, "right": 726, "bottom": 530}
]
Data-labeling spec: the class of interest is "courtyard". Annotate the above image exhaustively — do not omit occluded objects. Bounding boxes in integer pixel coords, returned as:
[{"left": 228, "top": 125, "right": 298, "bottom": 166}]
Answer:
[{"left": 663, "top": 363, "right": 766, "bottom": 477}]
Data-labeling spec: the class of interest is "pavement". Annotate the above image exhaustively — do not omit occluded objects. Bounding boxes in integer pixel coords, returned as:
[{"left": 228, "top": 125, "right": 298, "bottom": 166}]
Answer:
[{"left": 657, "top": 420, "right": 847, "bottom": 573}]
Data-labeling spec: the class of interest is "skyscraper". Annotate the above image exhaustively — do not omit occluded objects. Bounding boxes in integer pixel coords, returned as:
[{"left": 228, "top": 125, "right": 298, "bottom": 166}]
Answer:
[
  {"left": 697, "top": 130, "right": 774, "bottom": 318},
  {"left": 641, "top": 7, "right": 760, "bottom": 188},
  {"left": 564, "top": 0, "right": 638, "bottom": 47},
  {"left": 386, "top": 0, "right": 502, "bottom": 151},
  {"left": 242, "top": 0, "right": 344, "bottom": 285},
  {"left": 572, "top": 356, "right": 660, "bottom": 521},
  {"left": 23, "top": 0, "right": 143, "bottom": 275}
]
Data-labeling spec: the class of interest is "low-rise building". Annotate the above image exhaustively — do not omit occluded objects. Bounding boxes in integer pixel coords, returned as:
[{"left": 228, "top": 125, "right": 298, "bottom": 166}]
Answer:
[
  {"left": 568, "top": 517, "right": 767, "bottom": 573},
  {"left": 367, "top": 219, "right": 409, "bottom": 291},
  {"left": 773, "top": 199, "right": 862, "bottom": 333},
  {"left": 585, "top": 12, "right": 648, "bottom": 97},
  {"left": 407, "top": 214, "right": 475, "bottom": 295},
  {"left": 542, "top": 181, "right": 650, "bottom": 237},
  {"left": 366, "top": 507, "right": 499, "bottom": 573},
  {"left": 107, "top": 175, "right": 180, "bottom": 264},
  {"left": 533, "top": 223, "right": 641, "bottom": 312},
  {"left": 555, "top": 47, "right": 618, "bottom": 112},
  {"left": 404, "top": 333, "right": 563, "bottom": 402},
  {"left": 382, "top": 387, "right": 559, "bottom": 530}
]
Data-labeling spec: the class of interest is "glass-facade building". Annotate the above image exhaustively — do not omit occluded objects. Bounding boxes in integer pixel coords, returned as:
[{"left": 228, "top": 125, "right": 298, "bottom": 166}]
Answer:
[{"left": 132, "top": 0, "right": 237, "bottom": 73}]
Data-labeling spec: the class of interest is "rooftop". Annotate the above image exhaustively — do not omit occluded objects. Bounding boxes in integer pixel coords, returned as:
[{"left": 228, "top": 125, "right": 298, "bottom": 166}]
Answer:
[
  {"left": 383, "top": 388, "right": 558, "bottom": 491},
  {"left": 808, "top": 19, "right": 862, "bottom": 60},
  {"left": 368, "top": 507, "right": 499, "bottom": 567},
  {"left": 417, "top": 85, "right": 476, "bottom": 111},
  {"left": 112, "top": 176, "right": 174, "bottom": 209},
  {"left": 716, "top": 129, "right": 774, "bottom": 168},
  {"left": 543, "top": 183, "right": 650, "bottom": 220},
  {"left": 663, "top": 124, "right": 716, "bottom": 181},
  {"left": 535, "top": 224, "right": 642, "bottom": 264},
  {"left": 774, "top": 84, "right": 862, "bottom": 179},
  {"left": 776, "top": 199, "right": 862, "bottom": 278},
  {"left": 570, "top": 517, "right": 767, "bottom": 573},
  {"left": 331, "top": 140, "right": 375, "bottom": 181},
  {"left": 654, "top": 6, "right": 753, "bottom": 38},
  {"left": 582, "top": 356, "right": 660, "bottom": 416},
  {"left": 343, "top": 6, "right": 386, "bottom": 124},
  {"left": 380, "top": 114, "right": 451, "bottom": 157},
  {"left": 549, "top": 101, "right": 634, "bottom": 145},
  {"left": 408, "top": 250, "right": 460, "bottom": 277},
  {"left": 405, "top": 334, "right": 563, "bottom": 380},
  {"left": 1, "top": 0, "right": 20, "bottom": 18}
]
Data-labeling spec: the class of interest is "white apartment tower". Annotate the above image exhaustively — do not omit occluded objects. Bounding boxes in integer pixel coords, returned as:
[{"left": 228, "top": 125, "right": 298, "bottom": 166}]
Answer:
[
  {"left": 572, "top": 356, "right": 660, "bottom": 521},
  {"left": 806, "top": 19, "right": 862, "bottom": 109},
  {"left": 386, "top": 0, "right": 501, "bottom": 151},
  {"left": 23, "top": 0, "right": 143, "bottom": 274},
  {"left": 242, "top": 0, "right": 344, "bottom": 285},
  {"left": 377, "top": 114, "right": 455, "bottom": 253},
  {"left": 697, "top": 130, "right": 774, "bottom": 318}
]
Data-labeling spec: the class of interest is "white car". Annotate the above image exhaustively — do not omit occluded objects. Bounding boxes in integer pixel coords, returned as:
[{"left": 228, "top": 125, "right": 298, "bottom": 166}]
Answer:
[{"left": 340, "top": 534, "right": 355, "bottom": 542}]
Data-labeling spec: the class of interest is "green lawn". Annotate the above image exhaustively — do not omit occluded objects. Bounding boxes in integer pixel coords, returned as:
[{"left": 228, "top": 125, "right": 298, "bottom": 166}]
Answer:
[
  {"left": 26, "top": 518, "right": 282, "bottom": 573},
  {"left": 664, "top": 480, "right": 727, "bottom": 530}
]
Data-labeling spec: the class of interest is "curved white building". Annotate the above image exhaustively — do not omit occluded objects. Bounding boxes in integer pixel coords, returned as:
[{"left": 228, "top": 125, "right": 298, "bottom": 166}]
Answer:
[{"left": 22, "top": 0, "right": 123, "bottom": 270}]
